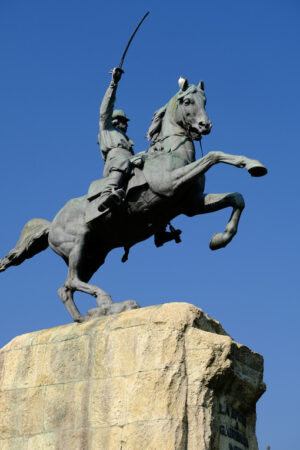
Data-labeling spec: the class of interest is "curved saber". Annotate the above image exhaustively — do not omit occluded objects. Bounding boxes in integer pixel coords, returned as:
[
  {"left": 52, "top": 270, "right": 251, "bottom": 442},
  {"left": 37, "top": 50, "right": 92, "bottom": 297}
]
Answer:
[{"left": 119, "top": 11, "right": 150, "bottom": 69}]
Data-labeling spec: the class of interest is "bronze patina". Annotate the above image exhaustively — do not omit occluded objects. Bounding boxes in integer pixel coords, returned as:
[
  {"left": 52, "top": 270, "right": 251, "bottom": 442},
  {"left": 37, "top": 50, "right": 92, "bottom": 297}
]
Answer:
[{"left": 0, "top": 71, "right": 267, "bottom": 322}]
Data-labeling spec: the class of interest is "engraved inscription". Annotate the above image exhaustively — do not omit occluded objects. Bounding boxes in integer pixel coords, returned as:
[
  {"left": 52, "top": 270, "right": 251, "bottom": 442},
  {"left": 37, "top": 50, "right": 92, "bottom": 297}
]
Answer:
[
  {"left": 219, "top": 425, "right": 249, "bottom": 448},
  {"left": 218, "top": 401, "right": 249, "bottom": 448},
  {"left": 219, "top": 402, "right": 247, "bottom": 427},
  {"left": 229, "top": 444, "right": 243, "bottom": 450}
]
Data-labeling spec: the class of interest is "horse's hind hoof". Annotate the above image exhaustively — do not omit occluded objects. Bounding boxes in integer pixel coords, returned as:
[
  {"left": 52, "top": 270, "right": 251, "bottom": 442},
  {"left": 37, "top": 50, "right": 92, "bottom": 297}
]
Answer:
[
  {"left": 246, "top": 160, "right": 268, "bottom": 177},
  {"left": 74, "top": 315, "right": 86, "bottom": 323},
  {"left": 86, "top": 300, "right": 141, "bottom": 319}
]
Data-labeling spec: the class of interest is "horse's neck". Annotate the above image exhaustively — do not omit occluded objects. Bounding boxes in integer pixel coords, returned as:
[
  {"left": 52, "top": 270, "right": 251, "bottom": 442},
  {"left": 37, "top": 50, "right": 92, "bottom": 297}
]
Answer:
[{"left": 160, "top": 114, "right": 195, "bottom": 163}]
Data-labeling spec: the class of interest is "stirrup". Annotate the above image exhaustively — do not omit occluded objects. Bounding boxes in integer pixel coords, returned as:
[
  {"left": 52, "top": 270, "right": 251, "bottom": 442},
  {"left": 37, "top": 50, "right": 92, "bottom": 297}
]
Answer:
[
  {"left": 111, "top": 188, "right": 125, "bottom": 205},
  {"left": 97, "top": 189, "right": 125, "bottom": 217},
  {"left": 97, "top": 206, "right": 111, "bottom": 218}
]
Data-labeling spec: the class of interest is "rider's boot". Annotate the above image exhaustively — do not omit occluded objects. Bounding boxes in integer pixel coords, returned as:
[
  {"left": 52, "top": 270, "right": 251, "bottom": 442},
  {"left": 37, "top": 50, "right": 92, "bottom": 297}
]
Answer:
[{"left": 97, "top": 170, "right": 125, "bottom": 213}]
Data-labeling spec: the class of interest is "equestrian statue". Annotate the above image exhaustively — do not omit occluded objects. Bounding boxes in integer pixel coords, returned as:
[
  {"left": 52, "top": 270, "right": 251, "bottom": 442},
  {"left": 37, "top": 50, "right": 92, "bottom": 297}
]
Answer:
[
  {"left": 0, "top": 68, "right": 267, "bottom": 322},
  {"left": 0, "top": 13, "right": 267, "bottom": 322}
]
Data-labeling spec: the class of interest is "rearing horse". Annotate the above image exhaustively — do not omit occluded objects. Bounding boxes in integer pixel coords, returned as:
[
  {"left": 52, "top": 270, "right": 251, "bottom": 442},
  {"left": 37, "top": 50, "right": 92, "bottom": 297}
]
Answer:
[{"left": 0, "top": 77, "right": 267, "bottom": 322}]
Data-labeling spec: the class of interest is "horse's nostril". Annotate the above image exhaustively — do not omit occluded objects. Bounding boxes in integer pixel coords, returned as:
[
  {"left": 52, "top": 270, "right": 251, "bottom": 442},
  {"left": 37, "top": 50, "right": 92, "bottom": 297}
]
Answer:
[{"left": 199, "top": 121, "right": 211, "bottom": 129}]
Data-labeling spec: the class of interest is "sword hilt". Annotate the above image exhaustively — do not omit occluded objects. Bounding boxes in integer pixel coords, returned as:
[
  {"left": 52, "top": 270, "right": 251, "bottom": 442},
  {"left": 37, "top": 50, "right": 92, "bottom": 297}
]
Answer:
[{"left": 109, "top": 67, "right": 124, "bottom": 83}]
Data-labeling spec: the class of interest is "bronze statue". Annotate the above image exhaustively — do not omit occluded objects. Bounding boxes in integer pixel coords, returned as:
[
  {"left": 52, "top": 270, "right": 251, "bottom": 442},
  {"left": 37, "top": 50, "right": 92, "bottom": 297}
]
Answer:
[
  {"left": 0, "top": 74, "right": 267, "bottom": 323},
  {"left": 94, "top": 66, "right": 181, "bottom": 249},
  {"left": 95, "top": 10, "right": 150, "bottom": 217},
  {"left": 96, "top": 67, "right": 134, "bottom": 215}
]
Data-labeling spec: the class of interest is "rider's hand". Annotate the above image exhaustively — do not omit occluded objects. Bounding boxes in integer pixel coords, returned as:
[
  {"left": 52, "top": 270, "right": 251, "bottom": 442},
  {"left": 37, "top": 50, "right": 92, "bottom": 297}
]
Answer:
[{"left": 110, "top": 67, "right": 124, "bottom": 83}]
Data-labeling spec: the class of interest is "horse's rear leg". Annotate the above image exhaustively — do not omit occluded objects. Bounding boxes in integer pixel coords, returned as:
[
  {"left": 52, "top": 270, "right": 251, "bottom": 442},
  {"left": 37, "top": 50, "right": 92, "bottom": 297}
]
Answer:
[
  {"left": 57, "top": 242, "right": 112, "bottom": 322},
  {"left": 66, "top": 275, "right": 113, "bottom": 307},
  {"left": 185, "top": 192, "right": 245, "bottom": 250},
  {"left": 58, "top": 285, "right": 84, "bottom": 323}
]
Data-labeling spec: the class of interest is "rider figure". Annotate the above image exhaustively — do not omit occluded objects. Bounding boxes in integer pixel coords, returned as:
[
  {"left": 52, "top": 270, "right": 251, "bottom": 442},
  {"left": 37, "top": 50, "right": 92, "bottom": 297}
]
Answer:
[
  {"left": 96, "top": 67, "right": 182, "bottom": 248},
  {"left": 97, "top": 67, "right": 134, "bottom": 212}
]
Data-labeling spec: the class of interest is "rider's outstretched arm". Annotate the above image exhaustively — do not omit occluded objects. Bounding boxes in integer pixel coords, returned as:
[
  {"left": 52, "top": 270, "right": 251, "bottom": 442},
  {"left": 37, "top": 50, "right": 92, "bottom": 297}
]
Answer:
[{"left": 99, "top": 68, "right": 124, "bottom": 132}]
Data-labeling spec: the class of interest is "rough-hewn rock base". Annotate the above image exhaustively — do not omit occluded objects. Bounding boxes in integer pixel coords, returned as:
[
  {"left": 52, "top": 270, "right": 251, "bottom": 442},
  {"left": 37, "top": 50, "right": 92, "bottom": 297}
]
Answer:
[{"left": 0, "top": 303, "right": 265, "bottom": 449}]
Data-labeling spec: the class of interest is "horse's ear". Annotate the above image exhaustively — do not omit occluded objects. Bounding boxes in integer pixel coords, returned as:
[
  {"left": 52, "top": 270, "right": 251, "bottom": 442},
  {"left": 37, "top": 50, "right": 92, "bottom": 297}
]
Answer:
[
  {"left": 178, "top": 76, "right": 189, "bottom": 91},
  {"left": 198, "top": 80, "right": 205, "bottom": 91}
]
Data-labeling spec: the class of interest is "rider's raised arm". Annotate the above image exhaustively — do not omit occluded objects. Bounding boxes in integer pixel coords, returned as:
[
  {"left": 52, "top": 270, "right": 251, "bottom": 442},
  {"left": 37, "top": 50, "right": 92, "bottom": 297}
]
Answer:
[{"left": 99, "top": 68, "right": 124, "bottom": 131}]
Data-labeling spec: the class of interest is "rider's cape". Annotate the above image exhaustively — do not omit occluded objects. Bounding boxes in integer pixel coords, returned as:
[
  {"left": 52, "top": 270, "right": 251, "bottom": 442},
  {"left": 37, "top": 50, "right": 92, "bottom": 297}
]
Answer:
[{"left": 86, "top": 151, "right": 174, "bottom": 223}]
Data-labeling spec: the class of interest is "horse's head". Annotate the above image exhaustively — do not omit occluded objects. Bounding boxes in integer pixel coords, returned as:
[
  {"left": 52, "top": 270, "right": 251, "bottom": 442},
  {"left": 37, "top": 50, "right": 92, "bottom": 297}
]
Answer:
[
  {"left": 147, "top": 77, "right": 212, "bottom": 146},
  {"left": 175, "top": 77, "right": 212, "bottom": 140}
]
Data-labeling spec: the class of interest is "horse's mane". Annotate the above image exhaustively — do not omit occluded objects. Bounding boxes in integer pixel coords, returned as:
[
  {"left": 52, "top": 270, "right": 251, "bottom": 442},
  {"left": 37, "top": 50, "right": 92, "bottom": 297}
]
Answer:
[
  {"left": 146, "top": 104, "right": 168, "bottom": 143},
  {"left": 147, "top": 85, "right": 199, "bottom": 145}
]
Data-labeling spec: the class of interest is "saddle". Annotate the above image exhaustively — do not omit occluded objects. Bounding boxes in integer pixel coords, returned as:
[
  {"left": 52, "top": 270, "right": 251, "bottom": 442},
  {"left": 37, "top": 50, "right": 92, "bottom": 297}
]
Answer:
[
  {"left": 85, "top": 165, "right": 146, "bottom": 223},
  {"left": 85, "top": 151, "right": 174, "bottom": 224}
]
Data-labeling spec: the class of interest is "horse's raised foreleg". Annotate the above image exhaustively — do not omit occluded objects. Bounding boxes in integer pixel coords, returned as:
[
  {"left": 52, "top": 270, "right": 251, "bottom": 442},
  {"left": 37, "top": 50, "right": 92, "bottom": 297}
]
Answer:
[
  {"left": 172, "top": 151, "right": 267, "bottom": 191},
  {"left": 184, "top": 191, "right": 245, "bottom": 250}
]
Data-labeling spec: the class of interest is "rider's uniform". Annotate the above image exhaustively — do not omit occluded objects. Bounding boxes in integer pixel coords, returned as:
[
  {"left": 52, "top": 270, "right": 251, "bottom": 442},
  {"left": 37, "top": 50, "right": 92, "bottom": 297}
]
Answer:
[
  {"left": 98, "top": 79, "right": 134, "bottom": 179},
  {"left": 94, "top": 75, "right": 182, "bottom": 246}
]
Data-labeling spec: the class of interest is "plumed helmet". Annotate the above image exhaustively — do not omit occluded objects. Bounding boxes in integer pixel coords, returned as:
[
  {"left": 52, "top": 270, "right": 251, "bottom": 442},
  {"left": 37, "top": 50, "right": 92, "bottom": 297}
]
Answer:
[{"left": 112, "top": 109, "right": 130, "bottom": 122}]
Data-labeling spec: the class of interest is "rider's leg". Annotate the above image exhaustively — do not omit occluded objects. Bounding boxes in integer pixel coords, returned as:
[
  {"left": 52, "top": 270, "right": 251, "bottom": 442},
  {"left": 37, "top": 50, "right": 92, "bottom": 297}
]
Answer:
[
  {"left": 98, "top": 150, "right": 132, "bottom": 211},
  {"left": 97, "top": 169, "right": 125, "bottom": 210}
]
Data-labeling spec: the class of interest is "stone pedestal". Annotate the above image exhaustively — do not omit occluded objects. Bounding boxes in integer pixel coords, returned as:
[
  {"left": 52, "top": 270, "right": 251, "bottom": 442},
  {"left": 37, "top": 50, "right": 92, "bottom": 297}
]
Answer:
[{"left": 0, "top": 303, "right": 265, "bottom": 449}]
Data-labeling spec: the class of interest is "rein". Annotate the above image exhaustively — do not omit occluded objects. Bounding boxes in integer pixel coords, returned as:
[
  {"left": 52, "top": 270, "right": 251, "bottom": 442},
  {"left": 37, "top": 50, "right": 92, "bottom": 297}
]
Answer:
[
  {"left": 154, "top": 132, "right": 187, "bottom": 143},
  {"left": 149, "top": 90, "right": 206, "bottom": 156},
  {"left": 200, "top": 138, "right": 204, "bottom": 157},
  {"left": 151, "top": 132, "right": 204, "bottom": 157}
]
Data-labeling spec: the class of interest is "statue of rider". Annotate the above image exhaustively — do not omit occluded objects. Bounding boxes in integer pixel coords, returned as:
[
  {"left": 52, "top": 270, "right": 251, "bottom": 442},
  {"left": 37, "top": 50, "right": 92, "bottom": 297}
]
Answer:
[
  {"left": 97, "top": 67, "right": 133, "bottom": 213},
  {"left": 96, "top": 67, "right": 182, "bottom": 249}
]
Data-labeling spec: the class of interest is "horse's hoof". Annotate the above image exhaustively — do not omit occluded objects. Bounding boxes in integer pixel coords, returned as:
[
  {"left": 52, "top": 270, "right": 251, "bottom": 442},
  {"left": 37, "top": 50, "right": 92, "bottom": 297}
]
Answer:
[
  {"left": 74, "top": 315, "right": 86, "bottom": 323},
  {"left": 112, "top": 300, "right": 141, "bottom": 314},
  {"left": 95, "top": 293, "right": 113, "bottom": 308},
  {"left": 246, "top": 160, "right": 268, "bottom": 177},
  {"left": 86, "top": 300, "right": 141, "bottom": 319},
  {"left": 209, "top": 233, "right": 227, "bottom": 250}
]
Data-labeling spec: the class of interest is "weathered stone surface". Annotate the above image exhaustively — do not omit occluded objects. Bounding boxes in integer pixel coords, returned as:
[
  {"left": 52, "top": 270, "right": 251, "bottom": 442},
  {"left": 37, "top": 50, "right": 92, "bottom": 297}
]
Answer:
[{"left": 0, "top": 303, "right": 265, "bottom": 449}]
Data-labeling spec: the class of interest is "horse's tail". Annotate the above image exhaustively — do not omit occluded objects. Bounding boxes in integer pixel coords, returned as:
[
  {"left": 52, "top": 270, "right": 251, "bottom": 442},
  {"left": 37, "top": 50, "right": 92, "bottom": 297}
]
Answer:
[{"left": 0, "top": 218, "right": 50, "bottom": 272}]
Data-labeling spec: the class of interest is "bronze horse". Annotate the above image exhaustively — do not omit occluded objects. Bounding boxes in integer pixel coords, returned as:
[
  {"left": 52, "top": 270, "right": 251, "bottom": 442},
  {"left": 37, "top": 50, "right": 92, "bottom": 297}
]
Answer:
[{"left": 0, "top": 77, "right": 267, "bottom": 322}]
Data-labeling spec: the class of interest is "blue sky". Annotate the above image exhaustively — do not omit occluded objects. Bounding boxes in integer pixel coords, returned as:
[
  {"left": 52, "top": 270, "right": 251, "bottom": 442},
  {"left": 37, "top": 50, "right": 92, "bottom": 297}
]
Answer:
[{"left": 0, "top": 1, "right": 299, "bottom": 448}]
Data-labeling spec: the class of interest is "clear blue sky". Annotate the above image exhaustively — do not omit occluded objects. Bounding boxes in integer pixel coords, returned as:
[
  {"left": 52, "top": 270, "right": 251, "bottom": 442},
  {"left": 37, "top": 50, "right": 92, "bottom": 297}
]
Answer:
[{"left": 0, "top": 1, "right": 299, "bottom": 448}]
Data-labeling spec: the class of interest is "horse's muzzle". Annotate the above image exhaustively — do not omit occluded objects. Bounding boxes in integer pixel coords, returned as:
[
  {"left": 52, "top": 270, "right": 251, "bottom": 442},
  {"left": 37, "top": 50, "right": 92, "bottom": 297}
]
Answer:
[
  {"left": 190, "top": 121, "right": 212, "bottom": 139},
  {"left": 199, "top": 120, "right": 212, "bottom": 135}
]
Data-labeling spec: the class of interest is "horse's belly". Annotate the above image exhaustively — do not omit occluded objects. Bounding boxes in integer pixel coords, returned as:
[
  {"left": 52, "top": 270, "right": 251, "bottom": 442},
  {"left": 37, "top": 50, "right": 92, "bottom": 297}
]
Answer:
[{"left": 126, "top": 186, "right": 160, "bottom": 215}]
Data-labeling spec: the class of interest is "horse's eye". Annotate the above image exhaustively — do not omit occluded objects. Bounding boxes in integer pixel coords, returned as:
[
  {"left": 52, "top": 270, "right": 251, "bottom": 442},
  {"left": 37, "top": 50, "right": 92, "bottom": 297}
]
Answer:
[{"left": 184, "top": 99, "right": 190, "bottom": 106}]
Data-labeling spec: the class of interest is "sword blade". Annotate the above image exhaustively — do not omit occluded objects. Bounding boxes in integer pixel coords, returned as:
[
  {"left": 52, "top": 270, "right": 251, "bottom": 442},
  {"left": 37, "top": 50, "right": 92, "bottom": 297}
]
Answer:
[{"left": 119, "top": 11, "right": 150, "bottom": 69}]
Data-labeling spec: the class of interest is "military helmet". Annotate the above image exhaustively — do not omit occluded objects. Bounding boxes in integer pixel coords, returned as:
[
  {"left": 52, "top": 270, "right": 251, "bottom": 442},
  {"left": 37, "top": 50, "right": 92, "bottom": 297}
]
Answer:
[{"left": 112, "top": 109, "right": 130, "bottom": 122}]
